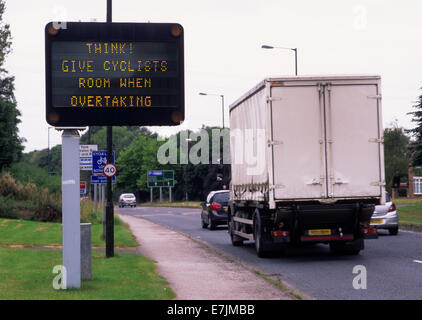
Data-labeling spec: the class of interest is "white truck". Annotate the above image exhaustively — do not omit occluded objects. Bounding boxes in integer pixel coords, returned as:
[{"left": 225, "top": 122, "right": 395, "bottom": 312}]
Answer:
[{"left": 228, "top": 75, "right": 384, "bottom": 256}]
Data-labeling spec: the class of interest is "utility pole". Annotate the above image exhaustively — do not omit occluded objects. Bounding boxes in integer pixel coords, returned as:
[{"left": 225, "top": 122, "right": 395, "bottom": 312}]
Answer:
[{"left": 105, "top": 0, "right": 114, "bottom": 258}]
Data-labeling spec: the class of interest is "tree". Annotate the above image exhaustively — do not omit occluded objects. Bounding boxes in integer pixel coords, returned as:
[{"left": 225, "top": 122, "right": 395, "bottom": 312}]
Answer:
[
  {"left": 383, "top": 124, "right": 410, "bottom": 193},
  {"left": 0, "top": 1, "right": 23, "bottom": 170},
  {"left": 407, "top": 89, "right": 422, "bottom": 166}
]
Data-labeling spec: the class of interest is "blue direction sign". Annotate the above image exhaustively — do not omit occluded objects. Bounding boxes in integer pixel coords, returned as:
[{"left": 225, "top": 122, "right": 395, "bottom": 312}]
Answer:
[
  {"left": 147, "top": 170, "right": 174, "bottom": 187},
  {"left": 91, "top": 175, "right": 116, "bottom": 184},
  {"left": 92, "top": 151, "right": 115, "bottom": 175}
]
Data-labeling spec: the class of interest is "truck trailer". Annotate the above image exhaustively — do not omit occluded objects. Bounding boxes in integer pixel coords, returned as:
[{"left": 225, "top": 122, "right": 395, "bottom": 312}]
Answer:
[{"left": 228, "top": 75, "right": 384, "bottom": 257}]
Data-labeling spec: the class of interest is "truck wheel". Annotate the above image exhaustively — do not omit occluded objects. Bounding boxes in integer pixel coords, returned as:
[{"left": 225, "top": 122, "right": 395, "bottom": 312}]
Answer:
[
  {"left": 329, "top": 242, "right": 347, "bottom": 255},
  {"left": 254, "top": 212, "right": 272, "bottom": 258},
  {"left": 330, "top": 239, "right": 362, "bottom": 255},
  {"left": 229, "top": 219, "right": 243, "bottom": 246}
]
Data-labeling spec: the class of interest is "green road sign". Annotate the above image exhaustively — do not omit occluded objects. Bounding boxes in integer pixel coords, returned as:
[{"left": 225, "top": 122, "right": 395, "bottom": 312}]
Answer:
[{"left": 147, "top": 170, "right": 174, "bottom": 187}]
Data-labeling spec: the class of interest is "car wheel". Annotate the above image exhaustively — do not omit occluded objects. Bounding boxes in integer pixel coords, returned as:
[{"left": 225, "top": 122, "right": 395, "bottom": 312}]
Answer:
[
  {"left": 201, "top": 216, "right": 208, "bottom": 229},
  {"left": 389, "top": 227, "right": 399, "bottom": 235},
  {"left": 208, "top": 216, "right": 216, "bottom": 230}
]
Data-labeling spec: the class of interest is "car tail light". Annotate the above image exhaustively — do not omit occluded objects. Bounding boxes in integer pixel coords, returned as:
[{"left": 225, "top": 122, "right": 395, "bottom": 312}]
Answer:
[
  {"left": 388, "top": 203, "right": 396, "bottom": 213},
  {"left": 361, "top": 227, "right": 377, "bottom": 234},
  {"left": 210, "top": 203, "right": 222, "bottom": 210}
]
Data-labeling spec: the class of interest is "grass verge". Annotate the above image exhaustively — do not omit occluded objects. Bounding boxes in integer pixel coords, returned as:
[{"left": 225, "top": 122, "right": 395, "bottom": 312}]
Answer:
[
  {"left": 0, "top": 217, "right": 138, "bottom": 248},
  {"left": 253, "top": 269, "right": 302, "bottom": 300},
  {"left": 397, "top": 203, "right": 422, "bottom": 226},
  {"left": 393, "top": 197, "right": 422, "bottom": 205},
  {"left": 0, "top": 247, "right": 175, "bottom": 299},
  {"left": 138, "top": 201, "right": 202, "bottom": 209}
]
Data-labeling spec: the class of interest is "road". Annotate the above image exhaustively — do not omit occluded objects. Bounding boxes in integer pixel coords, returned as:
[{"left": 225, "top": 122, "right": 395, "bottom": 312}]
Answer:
[{"left": 118, "top": 206, "right": 422, "bottom": 300}]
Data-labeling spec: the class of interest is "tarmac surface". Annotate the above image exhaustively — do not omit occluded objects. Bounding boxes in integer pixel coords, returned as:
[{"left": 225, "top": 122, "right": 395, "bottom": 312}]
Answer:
[{"left": 119, "top": 205, "right": 422, "bottom": 300}]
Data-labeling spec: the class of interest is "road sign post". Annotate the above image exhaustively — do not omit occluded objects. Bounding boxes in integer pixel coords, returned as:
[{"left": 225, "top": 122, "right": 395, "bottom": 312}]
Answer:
[
  {"left": 102, "top": 184, "right": 105, "bottom": 237},
  {"left": 94, "top": 184, "right": 97, "bottom": 214},
  {"left": 61, "top": 129, "right": 81, "bottom": 289}
]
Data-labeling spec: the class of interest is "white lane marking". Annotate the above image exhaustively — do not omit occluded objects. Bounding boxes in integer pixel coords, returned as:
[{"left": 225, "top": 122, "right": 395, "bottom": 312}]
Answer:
[
  {"left": 181, "top": 212, "right": 200, "bottom": 215},
  {"left": 413, "top": 260, "right": 422, "bottom": 264}
]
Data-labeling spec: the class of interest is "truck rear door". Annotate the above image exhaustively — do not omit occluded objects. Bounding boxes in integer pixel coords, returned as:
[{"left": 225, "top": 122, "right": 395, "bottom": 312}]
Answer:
[
  {"left": 325, "top": 83, "right": 382, "bottom": 199},
  {"left": 270, "top": 80, "right": 383, "bottom": 201},
  {"left": 270, "top": 84, "right": 327, "bottom": 200}
]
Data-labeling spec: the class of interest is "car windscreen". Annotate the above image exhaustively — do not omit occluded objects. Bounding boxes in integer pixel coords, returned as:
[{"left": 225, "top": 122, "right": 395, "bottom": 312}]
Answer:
[{"left": 212, "top": 192, "right": 230, "bottom": 204}]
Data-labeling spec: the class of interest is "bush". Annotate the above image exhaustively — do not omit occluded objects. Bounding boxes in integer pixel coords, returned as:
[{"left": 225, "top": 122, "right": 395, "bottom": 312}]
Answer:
[
  {"left": 0, "top": 196, "right": 18, "bottom": 219},
  {"left": 0, "top": 172, "right": 62, "bottom": 222},
  {"left": 7, "top": 162, "right": 61, "bottom": 194}
]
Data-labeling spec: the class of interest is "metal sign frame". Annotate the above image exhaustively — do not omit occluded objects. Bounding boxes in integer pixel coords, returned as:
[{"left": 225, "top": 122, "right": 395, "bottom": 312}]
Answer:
[{"left": 45, "top": 22, "right": 184, "bottom": 126}]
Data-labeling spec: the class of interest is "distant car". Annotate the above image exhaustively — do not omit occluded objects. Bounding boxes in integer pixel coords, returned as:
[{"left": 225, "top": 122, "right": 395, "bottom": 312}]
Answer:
[
  {"left": 201, "top": 190, "right": 230, "bottom": 230},
  {"left": 118, "top": 193, "right": 137, "bottom": 208},
  {"left": 371, "top": 192, "right": 399, "bottom": 235}
]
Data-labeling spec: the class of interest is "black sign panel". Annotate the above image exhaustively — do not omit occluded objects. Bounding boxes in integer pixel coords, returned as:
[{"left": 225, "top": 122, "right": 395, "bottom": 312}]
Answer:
[{"left": 45, "top": 22, "right": 184, "bottom": 126}]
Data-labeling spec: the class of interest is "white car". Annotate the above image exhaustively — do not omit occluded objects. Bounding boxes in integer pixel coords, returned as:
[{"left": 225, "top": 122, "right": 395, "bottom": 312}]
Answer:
[
  {"left": 118, "top": 193, "right": 137, "bottom": 208},
  {"left": 371, "top": 192, "right": 399, "bottom": 235}
]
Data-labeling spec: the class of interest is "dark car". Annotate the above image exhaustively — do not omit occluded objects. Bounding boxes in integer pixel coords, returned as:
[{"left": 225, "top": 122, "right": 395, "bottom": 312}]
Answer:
[{"left": 201, "top": 190, "right": 230, "bottom": 230}]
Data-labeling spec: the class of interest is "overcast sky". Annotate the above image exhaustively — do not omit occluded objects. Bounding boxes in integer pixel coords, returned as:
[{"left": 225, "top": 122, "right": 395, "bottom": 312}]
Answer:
[{"left": 3, "top": 0, "right": 422, "bottom": 152}]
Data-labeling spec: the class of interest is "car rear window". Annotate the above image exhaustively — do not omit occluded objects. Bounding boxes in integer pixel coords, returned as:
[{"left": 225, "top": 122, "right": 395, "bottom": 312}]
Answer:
[
  {"left": 213, "top": 192, "right": 230, "bottom": 204},
  {"left": 386, "top": 193, "right": 391, "bottom": 202},
  {"left": 123, "top": 194, "right": 135, "bottom": 198}
]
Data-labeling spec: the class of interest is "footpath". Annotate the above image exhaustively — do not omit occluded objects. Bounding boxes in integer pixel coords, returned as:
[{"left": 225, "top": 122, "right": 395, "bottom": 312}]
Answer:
[{"left": 118, "top": 213, "right": 294, "bottom": 300}]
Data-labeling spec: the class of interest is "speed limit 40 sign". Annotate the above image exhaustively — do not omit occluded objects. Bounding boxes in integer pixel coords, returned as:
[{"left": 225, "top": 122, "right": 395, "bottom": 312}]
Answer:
[{"left": 103, "top": 163, "right": 117, "bottom": 178}]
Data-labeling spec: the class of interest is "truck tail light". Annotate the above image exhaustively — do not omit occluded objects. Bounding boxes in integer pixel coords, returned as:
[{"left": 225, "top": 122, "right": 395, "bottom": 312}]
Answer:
[
  {"left": 210, "top": 203, "right": 222, "bottom": 210},
  {"left": 388, "top": 203, "right": 396, "bottom": 213},
  {"left": 273, "top": 230, "right": 289, "bottom": 237},
  {"left": 361, "top": 227, "right": 377, "bottom": 234}
]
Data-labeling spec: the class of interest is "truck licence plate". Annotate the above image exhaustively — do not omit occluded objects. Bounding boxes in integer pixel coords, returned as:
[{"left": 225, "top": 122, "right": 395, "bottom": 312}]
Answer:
[{"left": 308, "top": 229, "right": 331, "bottom": 236}]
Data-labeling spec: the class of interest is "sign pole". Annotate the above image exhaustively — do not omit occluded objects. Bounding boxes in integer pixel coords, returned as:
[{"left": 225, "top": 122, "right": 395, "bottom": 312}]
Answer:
[
  {"left": 105, "top": 0, "right": 114, "bottom": 258},
  {"left": 169, "top": 187, "right": 172, "bottom": 202},
  {"left": 94, "top": 184, "right": 97, "bottom": 214},
  {"left": 102, "top": 184, "right": 105, "bottom": 237},
  {"left": 150, "top": 187, "right": 153, "bottom": 203},
  {"left": 61, "top": 129, "right": 81, "bottom": 289},
  {"left": 160, "top": 187, "right": 163, "bottom": 203}
]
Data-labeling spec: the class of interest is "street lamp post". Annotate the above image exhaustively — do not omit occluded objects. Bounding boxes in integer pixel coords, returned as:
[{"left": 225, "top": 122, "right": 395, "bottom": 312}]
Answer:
[
  {"left": 199, "top": 92, "right": 225, "bottom": 128},
  {"left": 48, "top": 126, "right": 53, "bottom": 173},
  {"left": 261, "top": 45, "right": 298, "bottom": 76}
]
